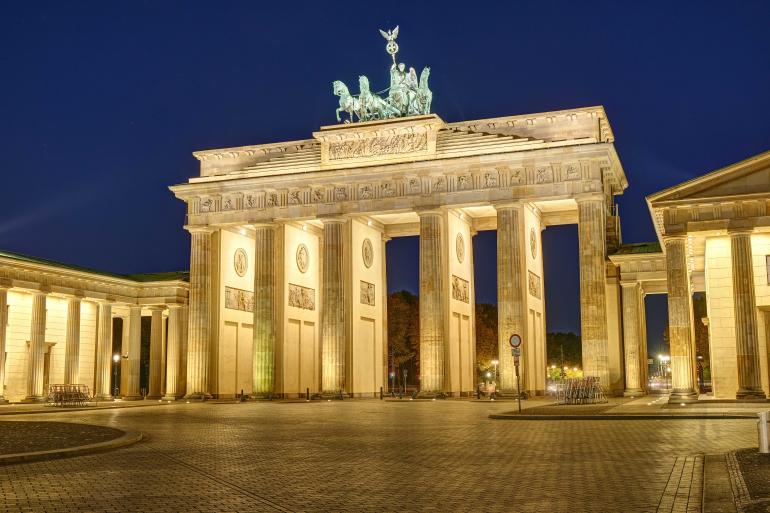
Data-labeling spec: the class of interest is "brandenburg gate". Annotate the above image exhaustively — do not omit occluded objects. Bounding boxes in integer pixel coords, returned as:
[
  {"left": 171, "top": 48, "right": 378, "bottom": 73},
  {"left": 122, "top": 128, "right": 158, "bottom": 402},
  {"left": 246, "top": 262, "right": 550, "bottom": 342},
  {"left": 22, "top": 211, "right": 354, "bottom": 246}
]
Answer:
[{"left": 169, "top": 29, "right": 628, "bottom": 399}]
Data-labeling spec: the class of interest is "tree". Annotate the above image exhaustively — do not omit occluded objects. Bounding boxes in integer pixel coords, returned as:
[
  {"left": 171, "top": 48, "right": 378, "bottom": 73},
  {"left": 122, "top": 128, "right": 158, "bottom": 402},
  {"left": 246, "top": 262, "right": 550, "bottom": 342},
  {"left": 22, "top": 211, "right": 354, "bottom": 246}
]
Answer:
[
  {"left": 546, "top": 332, "right": 582, "bottom": 369},
  {"left": 475, "top": 303, "right": 498, "bottom": 371},
  {"left": 387, "top": 291, "right": 420, "bottom": 385}
]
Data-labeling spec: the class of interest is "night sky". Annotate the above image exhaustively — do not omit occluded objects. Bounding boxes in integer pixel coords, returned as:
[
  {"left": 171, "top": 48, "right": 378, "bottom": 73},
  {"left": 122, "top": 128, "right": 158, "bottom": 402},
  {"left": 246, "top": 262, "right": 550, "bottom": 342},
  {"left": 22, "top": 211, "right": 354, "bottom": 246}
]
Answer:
[{"left": 2, "top": 2, "right": 769, "bottom": 350}]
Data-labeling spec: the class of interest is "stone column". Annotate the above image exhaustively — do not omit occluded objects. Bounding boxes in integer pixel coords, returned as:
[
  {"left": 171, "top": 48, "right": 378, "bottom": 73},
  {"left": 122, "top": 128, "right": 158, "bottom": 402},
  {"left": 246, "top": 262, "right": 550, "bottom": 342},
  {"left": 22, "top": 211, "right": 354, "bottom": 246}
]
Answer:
[
  {"left": 0, "top": 283, "right": 10, "bottom": 404},
  {"left": 177, "top": 306, "right": 188, "bottom": 397},
  {"left": 621, "top": 282, "right": 644, "bottom": 396},
  {"left": 321, "top": 219, "right": 346, "bottom": 396},
  {"left": 495, "top": 204, "right": 525, "bottom": 395},
  {"left": 148, "top": 306, "right": 164, "bottom": 399},
  {"left": 24, "top": 290, "right": 48, "bottom": 402},
  {"left": 730, "top": 230, "right": 766, "bottom": 400},
  {"left": 664, "top": 235, "right": 698, "bottom": 402},
  {"left": 163, "top": 305, "right": 183, "bottom": 400},
  {"left": 252, "top": 225, "right": 276, "bottom": 398},
  {"left": 119, "top": 316, "right": 128, "bottom": 394},
  {"left": 186, "top": 227, "right": 213, "bottom": 399},
  {"left": 94, "top": 301, "right": 113, "bottom": 400},
  {"left": 418, "top": 210, "right": 446, "bottom": 397},
  {"left": 63, "top": 295, "right": 82, "bottom": 385},
  {"left": 123, "top": 305, "right": 142, "bottom": 400},
  {"left": 577, "top": 197, "right": 610, "bottom": 388}
]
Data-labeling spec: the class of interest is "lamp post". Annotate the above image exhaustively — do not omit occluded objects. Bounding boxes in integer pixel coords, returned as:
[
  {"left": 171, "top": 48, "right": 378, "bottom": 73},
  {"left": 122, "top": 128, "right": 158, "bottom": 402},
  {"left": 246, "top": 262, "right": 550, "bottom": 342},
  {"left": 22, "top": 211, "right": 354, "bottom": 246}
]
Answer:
[
  {"left": 491, "top": 359, "right": 499, "bottom": 385},
  {"left": 112, "top": 353, "right": 120, "bottom": 398}
]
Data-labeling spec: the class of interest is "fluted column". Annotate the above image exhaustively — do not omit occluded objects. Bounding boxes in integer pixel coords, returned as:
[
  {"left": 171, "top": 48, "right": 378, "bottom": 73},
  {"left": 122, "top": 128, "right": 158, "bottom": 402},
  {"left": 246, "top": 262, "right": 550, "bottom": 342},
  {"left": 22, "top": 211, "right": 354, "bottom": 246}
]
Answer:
[
  {"left": 186, "top": 227, "right": 213, "bottom": 399},
  {"left": 63, "top": 295, "right": 82, "bottom": 385},
  {"left": 418, "top": 210, "right": 446, "bottom": 396},
  {"left": 0, "top": 283, "right": 10, "bottom": 404},
  {"left": 24, "top": 290, "right": 48, "bottom": 402},
  {"left": 252, "top": 225, "right": 276, "bottom": 398},
  {"left": 495, "top": 204, "right": 525, "bottom": 395},
  {"left": 177, "top": 306, "right": 188, "bottom": 397},
  {"left": 148, "top": 306, "right": 164, "bottom": 399},
  {"left": 577, "top": 197, "right": 610, "bottom": 388},
  {"left": 123, "top": 305, "right": 142, "bottom": 400},
  {"left": 94, "top": 301, "right": 113, "bottom": 400},
  {"left": 163, "top": 305, "right": 183, "bottom": 400},
  {"left": 730, "top": 230, "right": 765, "bottom": 400},
  {"left": 621, "top": 282, "right": 644, "bottom": 396},
  {"left": 664, "top": 235, "right": 698, "bottom": 402},
  {"left": 321, "top": 219, "right": 346, "bottom": 395}
]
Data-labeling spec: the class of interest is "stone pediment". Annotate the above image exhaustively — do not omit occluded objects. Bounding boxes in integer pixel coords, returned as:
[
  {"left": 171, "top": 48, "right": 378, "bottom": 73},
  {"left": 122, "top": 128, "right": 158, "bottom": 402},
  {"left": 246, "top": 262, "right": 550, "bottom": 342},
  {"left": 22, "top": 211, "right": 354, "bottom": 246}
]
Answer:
[{"left": 648, "top": 150, "right": 770, "bottom": 204}]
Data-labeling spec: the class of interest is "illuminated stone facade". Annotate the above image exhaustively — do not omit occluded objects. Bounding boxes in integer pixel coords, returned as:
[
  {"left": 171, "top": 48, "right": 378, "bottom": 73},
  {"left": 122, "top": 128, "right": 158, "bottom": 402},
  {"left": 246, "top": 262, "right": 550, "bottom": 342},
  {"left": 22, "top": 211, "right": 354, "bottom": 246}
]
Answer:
[{"left": 170, "top": 107, "right": 628, "bottom": 397}]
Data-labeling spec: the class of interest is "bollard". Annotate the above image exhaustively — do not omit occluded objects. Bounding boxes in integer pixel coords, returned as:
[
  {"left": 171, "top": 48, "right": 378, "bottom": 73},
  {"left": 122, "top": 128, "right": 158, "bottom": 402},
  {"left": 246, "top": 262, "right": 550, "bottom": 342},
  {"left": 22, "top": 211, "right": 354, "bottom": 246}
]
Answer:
[
  {"left": 306, "top": 388, "right": 310, "bottom": 401},
  {"left": 759, "top": 411, "right": 770, "bottom": 454},
  {"left": 380, "top": 387, "right": 383, "bottom": 400}
]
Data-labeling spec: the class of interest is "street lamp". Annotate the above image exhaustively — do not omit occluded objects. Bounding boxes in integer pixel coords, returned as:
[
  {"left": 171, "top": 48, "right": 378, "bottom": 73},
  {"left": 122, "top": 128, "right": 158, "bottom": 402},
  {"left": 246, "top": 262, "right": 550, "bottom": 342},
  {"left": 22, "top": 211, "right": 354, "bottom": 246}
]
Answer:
[{"left": 112, "top": 353, "right": 120, "bottom": 398}]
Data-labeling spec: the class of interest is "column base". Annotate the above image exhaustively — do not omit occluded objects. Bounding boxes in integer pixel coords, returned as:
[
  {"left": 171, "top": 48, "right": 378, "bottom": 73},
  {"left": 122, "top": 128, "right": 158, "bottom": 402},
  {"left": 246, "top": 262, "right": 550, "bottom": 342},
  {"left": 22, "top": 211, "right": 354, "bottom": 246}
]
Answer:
[
  {"left": 183, "top": 392, "right": 212, "bottom": 401},
  {"left": 93, "top": 394, "right": 115, "bottom": 401},
  {"left": 121, "top": 394, "right": 143, "bottom": 401},
  {"left": 161, "top": 395, "right": 182, "bottom": 401},
  {"left": 250, "top": 393, "right": 276, "bottom": 401},
  {"left": 0, "top": 397, "right": 9, "bottom": 405},
  {"left": 736, "top": 389, "right": 767, "bottom": 401},
  {"left": 21, "top": 396, "right": 45, "bottom": 404},
  {"left": 415, "top": 390, "right": 447, "bottom": 399},
  {"left": 668, "top": 389, "right": 699, "bottom": 404},
  {"left": 623, "top": 389, "right": 645, "bottom": 398},
  {"left": 319, "top": 391, "right": 345, "bottom": 400}
]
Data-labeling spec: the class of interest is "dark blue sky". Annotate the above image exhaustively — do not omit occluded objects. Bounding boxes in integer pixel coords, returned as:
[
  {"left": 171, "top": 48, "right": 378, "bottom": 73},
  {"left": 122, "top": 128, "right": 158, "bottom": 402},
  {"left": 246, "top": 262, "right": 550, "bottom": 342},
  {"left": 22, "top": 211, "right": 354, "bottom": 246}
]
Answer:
[{"left": 1, "top": 2, "right": 769, "bottom": 343}]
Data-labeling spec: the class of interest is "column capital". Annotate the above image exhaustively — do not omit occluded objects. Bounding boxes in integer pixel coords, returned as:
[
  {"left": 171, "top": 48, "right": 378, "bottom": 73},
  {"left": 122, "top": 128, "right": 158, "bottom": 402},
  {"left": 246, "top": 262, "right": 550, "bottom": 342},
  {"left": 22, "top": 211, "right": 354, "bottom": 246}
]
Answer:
[
  {"left": 0, "top": 278, "right": 12, "bottom": 290},
  {"left": 185, "top": 225, "right": 215, "bottom": 235},
  {"left": 728, "top": 227, "right": 754, "bottom": 236},
  {"left": 147, "top": 305, "right": 166, "bottom": 312},
  {"left": 166, "top": 303, "right": 186, "bottom": 311},
  {"left": 620, "top": 280, "right": 641, "bottom": 290},
  {"left": 662, "top": 233, "right": 688, "bottom": 244},
  {"left": 415, "top": 207, "right": 444, "bottom": 218},
  {"left": 318, "top": 215, "right": 347, "bottom": 225},
  {"left": 492, "top": 200, "right": 526, "bottom": 211},
  {"left": 250, "top": 222, "right": 277, "bottom": 230},
  {"left": 574, "top": 192, "right": 605, "bottom": 204},
  {"left": 69, "top": 290, "right": 85, "bottom": 300}
]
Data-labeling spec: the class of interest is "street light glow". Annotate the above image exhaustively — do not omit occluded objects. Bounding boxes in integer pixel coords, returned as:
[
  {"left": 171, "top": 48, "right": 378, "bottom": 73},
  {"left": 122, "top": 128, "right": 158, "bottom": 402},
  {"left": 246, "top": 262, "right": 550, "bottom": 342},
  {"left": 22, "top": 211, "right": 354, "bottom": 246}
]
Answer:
[{"left": 112, "top": 354, "right": 120, "bottom": 363}]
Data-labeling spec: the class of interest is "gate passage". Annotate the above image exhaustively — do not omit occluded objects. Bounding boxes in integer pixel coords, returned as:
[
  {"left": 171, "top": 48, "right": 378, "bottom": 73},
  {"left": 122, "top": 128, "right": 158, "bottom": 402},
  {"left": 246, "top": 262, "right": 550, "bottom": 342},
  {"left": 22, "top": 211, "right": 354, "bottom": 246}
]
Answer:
[{"left": 556, "top": 377, "right": 607, "bottom": 405}]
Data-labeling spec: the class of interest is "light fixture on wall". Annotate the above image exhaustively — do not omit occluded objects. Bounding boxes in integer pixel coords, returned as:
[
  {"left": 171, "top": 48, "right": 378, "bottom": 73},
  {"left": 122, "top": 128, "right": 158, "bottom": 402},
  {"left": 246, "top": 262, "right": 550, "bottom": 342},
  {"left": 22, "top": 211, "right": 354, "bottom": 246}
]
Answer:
[
  {"left": 302, "top": 225, "right": 307, "bottom": 231},
  {"left": 239, "top": 228, "right": 246, "bottom": 235},
  {"left": 367, "top": 220, "right": 373, "bottom": 226}
]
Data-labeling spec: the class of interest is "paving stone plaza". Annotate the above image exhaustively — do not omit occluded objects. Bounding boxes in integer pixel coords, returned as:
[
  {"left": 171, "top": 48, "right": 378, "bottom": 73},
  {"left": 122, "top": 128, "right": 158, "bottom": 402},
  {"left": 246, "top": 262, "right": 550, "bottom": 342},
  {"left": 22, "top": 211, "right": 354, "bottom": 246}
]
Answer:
[{"left": 0, "top": 401, "right": 761, "bottom": 512}]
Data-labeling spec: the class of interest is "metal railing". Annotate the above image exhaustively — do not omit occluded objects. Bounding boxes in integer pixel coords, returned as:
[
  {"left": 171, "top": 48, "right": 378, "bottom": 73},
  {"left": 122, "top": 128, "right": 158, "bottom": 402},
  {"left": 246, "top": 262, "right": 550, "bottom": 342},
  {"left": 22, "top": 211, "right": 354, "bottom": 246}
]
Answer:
[
  {"left": 45, "top": 384, "right": 91, "bottom": 407},
  {"left": 555, "top": 377, "right": 607, "bottom": 405}
]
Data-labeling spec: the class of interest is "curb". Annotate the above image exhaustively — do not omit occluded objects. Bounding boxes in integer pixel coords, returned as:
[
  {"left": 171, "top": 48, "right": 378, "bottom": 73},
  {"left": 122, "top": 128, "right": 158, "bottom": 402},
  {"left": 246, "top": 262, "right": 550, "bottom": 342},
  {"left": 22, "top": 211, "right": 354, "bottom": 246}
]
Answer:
[
  {"left": 0, "top": 402, "right": 172, "bottom": 416},
  {"left": 489, "top": 413, "right": 757, "bottom": 420},
  {"left": 0, "top": 430, "right": 143, "bottom": 465}
]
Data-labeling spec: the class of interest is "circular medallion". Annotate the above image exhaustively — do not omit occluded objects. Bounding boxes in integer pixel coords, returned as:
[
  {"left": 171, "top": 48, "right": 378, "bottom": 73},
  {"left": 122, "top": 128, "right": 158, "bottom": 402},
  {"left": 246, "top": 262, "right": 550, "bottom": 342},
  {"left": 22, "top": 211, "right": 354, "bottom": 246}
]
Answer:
[
  {"left": 456, "top": 233, "right": 465, "bottom": 264},
  {"left": 234, "top": 248, "right": 248, "bottom": 277},
  {"left": 362, "top": 238, "right": 374, "bottom": 268},
  {"left": 530, "top": 227, "right": 537, "bottom": 259},
  {"left": 296, "top": 244, "right": 309, "bottom": 273}
]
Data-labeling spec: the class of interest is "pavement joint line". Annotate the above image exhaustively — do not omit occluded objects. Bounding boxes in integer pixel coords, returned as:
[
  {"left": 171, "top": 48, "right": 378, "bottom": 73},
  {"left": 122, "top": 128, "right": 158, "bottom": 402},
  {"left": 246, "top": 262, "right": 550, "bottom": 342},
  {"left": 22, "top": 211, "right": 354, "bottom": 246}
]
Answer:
[
  {"left": 147, "top": 445, "right": 292, "bottom": 512},
  {"left": 0, "top": 429, "right": 143, "bottom": 465},
  {"left": 0, "top": 401, "right": 173, "bottom": 416}
]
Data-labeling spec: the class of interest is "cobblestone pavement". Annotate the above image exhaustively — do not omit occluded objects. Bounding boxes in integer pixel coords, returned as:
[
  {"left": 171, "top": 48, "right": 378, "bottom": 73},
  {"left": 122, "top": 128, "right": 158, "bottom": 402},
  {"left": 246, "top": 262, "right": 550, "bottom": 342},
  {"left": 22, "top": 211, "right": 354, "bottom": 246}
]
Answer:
[
  {"left": 0, "top": 421, "right": 124, "bottom": 454},
  {"left": 0, "top": 401, "right": 758, "bottom": 512}
]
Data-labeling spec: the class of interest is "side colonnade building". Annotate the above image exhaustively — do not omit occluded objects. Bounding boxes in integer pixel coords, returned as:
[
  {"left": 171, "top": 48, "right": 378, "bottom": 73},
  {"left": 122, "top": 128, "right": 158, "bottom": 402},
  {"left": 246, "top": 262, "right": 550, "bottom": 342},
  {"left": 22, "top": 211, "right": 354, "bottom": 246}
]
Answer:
[{"left": 0, "top": 251, "right": 189, "bottom": 403}]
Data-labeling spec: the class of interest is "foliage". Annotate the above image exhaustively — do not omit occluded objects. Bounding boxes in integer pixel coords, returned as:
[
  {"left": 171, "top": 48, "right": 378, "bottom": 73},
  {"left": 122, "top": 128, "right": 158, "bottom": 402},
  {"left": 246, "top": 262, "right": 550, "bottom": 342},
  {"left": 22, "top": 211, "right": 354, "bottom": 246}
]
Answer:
[
  {"left": 546, "top": 332, "right": 582, "bottom": 368},
  {"left": 475, "top": 303, "right": 498, "bottom": 370},
  {"left": 387, "top": 291, "right": 420, "bottom": 384}
]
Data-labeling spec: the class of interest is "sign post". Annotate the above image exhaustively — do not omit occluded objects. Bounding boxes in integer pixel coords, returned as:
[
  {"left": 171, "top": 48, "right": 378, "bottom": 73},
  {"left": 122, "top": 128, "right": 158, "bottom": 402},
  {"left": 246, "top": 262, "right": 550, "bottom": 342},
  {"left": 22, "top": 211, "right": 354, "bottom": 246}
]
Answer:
[{"left": 509, "top": 334, "right": 523, "bottom": 413}]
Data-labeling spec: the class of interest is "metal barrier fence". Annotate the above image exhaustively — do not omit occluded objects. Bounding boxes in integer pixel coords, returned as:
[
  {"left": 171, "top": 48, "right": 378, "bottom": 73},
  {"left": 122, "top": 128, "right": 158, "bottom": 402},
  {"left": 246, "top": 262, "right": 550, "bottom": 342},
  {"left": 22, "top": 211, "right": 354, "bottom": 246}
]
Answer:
[
  {"left": 555, "top": 377, "right": 607, "bottom": 405},
  {"left": 46, "top": 384, "right": 91, "bottom": 407}
]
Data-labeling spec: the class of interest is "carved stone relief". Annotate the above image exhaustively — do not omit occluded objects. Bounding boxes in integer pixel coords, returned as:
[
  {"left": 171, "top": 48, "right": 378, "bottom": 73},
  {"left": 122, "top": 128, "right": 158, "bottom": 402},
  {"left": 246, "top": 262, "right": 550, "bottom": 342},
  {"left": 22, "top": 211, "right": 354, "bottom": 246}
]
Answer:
[
  {"left": 225, "top": 286, "right": 254, "bottom": 312},
  {"left": 451, "top": 275, "right": 470, "bottom": 303},
  {"left": 312, "top": 188, "right": 326, "bottom": 203},
  {"left": 245, "top": 195, "right": 257, "bottom": 208},
  {"left": 360, "top": 280, "right": 375, "bottom": 306},
  {"left": 528, "top": 271, "right": 541, "bottom": 299},
  {"left": 565, "top": 163, "right": 580, "bottom": 180},
  {"left": 484, "top": 171, "right": 499, "bottom": 188},
  {"left": 288, "top": 283, "right": 315, "bottom": 310},
  {"left": 407, "top": 177, "right": 421, "bottom": 194},
  {"left": 511, "top": 169, "right": 525, "bottom": 185},
  {"left": 362, "top": 238, "right": 374, "bottom": 268},
  {"left": 456, "top": 233, "right": 465, "bottom": 263},
  {"left": 381, "top": 182, "right": 396, "bottom": 197},
  {"left": 296, "top": 244, "right": 309, "bottom": 273},
  {"left": 328, "top": 133, "right": 427, "bottom": 161},
  {"left": 234, "top": 248, "right": 248, "bottom": 277},
  {"left": 223, "top": 198, "right": 234, "bottom": 210},
  {"left": 266, "top": 193, "right": 278, "bottom": 207},
  {"left": 458, "top": 175, "right": 472, "bottom": 190},
  {"left": 334, "top": 187, "right": 348, "bottom": 201},
  {"left": 359, "top": 184, "right": 374, "bottom": 199},
  {"left": 530, "top": 228, "right": 537, "bottom": 259},
  {"left": 433, "top": 176, "right": 446, "bottom": 192},
  {"left": 200, "top": 198, "right": 214, "bottom": 212},
  {"left": 288, "top": 191, "right": 301, "bottom": 205},
  {"left": 536, "top": 167, "right": 554, "bottom": 184}
]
